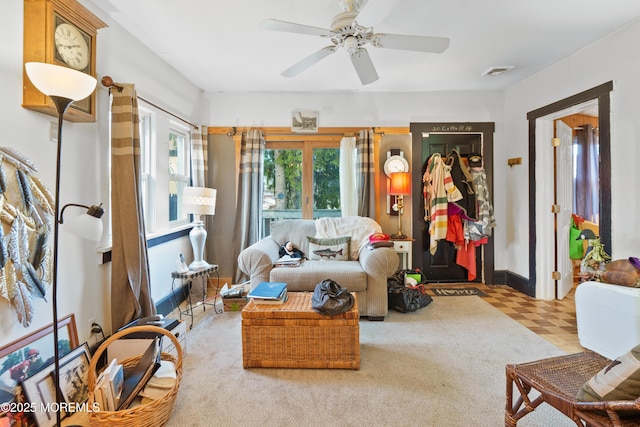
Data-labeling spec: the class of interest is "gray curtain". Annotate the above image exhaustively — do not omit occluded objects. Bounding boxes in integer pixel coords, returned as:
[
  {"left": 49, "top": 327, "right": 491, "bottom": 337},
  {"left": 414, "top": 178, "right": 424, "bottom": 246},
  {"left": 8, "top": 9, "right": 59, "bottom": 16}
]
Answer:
[
  {"left": 190, "top": 125, "right": 208, "bottom": 187},
  {"left": 189, "top": 125, "right": 209, "bottom": 303},
  {"left": 356, "top": 129, "right": 375, "bottom": 217},
  {"left": 110, "top": 84, "right": 155, "bottom": 330},
  {"left": 233, "top": 129, "right": 265, "bottom": 282},
  {"left": 574, "top": 124, "right": 599, "bottom": 223}
]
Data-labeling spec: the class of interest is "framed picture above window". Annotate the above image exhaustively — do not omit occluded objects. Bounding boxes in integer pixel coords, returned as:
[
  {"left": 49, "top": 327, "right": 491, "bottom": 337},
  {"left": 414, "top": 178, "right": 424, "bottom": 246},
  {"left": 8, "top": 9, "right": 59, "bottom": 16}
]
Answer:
[{"left": 291, "top": 110, "right": 319, "bottom": 133}]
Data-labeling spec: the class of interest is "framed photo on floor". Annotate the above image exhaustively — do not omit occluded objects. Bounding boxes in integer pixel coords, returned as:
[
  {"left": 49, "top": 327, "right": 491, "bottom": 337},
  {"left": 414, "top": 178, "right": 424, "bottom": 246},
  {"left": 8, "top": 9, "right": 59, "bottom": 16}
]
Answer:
[
  {"left": 0, "top": 314, "right": 78, "bottom": 425},
  {"left": 58, "top": 343, "right": 91, "bottom": 406},
  {"left": 21, "top": 342, "right": 90, "bottom": 427}
]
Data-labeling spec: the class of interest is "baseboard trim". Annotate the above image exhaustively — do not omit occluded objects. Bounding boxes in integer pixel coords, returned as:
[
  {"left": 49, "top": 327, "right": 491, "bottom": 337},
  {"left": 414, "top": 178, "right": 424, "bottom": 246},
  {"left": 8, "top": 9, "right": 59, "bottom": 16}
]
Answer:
[
  {"left": 156, "top": 284, "right": 187, "bottom": 316},
  {"left": 503, "top": 270, "right": 534, "bottom": 297}
]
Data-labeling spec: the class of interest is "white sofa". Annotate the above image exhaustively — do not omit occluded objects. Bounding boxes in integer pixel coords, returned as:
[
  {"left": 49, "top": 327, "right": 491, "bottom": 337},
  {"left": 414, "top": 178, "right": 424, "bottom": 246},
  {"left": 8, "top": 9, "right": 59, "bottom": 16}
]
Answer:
[
  {"left": 575, "top": 280, "right": 640, "bottom": 359},
  {"left": 237, "top": 217, "right": 399, "bottom": 320}
]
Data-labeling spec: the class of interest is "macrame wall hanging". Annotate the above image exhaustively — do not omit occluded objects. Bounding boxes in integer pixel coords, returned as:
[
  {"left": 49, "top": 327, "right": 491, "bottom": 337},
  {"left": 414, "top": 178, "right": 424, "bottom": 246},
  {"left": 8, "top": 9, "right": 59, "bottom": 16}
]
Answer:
[{"left": 0, "top": 147, "right": 54, "bottom": 327}]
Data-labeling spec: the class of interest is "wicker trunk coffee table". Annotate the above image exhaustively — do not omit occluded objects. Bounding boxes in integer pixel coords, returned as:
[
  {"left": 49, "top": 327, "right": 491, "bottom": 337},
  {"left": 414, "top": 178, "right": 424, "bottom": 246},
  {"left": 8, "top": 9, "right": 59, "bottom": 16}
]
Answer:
[{"left": 241, "top": 292, "right": 360, "bottom": 369}]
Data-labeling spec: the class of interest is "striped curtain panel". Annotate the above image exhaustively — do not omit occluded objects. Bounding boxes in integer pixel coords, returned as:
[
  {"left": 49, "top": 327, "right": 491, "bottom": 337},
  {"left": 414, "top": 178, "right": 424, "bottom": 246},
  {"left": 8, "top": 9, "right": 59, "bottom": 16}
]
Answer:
[
  {"left": 189, "top": 125, "right": 209, "bottom": 304},
  {"left": 233, "top": 129, "right": 265, "bottom": 283},
  {"left": 110, "top": 84, "right": 155, "bottom": 330},
  {"left": 356, "top": 129, "right": 375, "bottom": 217},
  {"left": 190, "top": 125, "right": 208, "bottom": 187}
]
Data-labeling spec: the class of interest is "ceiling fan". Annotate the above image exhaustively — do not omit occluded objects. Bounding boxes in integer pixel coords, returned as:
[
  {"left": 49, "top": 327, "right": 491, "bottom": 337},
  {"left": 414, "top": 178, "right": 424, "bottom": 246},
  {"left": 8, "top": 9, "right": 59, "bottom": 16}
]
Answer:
[{"left": 260, "top": 0, "right": 450, "bottom": 85}]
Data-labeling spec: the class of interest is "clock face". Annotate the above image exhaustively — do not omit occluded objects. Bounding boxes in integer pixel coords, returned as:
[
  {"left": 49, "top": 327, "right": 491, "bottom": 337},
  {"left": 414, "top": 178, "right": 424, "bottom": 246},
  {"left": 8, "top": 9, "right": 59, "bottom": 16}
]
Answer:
[
  {"left": 384, "top": 155, "right": 409, "bottom": 177},
  {"left": 54, "top": 22, "right": 90, "bottom": 71}
]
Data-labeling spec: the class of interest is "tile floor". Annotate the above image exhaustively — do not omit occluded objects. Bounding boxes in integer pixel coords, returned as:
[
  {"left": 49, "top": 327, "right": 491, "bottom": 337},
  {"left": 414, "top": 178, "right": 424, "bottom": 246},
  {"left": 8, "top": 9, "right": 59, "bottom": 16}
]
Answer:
[{"left": 427, "top": 283, "right": 584, "bottom": 354}]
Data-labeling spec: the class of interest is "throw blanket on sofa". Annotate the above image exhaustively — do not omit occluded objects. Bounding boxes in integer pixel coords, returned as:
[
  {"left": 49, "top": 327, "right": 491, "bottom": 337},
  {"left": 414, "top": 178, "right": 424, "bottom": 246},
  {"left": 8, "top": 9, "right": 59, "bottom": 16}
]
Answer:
[{"left": 316, "top": 216, "right": 382, "bottom": 260}]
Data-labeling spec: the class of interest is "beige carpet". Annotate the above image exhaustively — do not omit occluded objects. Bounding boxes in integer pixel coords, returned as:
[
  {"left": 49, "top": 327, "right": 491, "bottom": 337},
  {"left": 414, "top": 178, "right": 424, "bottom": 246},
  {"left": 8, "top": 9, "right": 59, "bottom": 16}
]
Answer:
[{"left": 168, "top": 296, "right": 576, "bottom": 427}]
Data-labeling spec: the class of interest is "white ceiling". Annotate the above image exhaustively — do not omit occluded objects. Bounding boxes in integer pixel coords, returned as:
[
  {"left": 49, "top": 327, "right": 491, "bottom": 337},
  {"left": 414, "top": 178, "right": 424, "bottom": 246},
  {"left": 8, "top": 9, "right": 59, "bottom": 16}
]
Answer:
[{"left": 90, "top": 0, "right": 640, "bottom": 94}]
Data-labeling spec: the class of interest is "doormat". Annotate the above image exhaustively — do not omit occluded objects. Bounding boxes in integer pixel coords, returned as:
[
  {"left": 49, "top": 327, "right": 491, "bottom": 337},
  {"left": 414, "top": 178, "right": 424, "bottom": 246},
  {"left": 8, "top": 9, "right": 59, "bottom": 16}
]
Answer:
[{"left": 431, "top": 287, "right": 487, "bottom": 297}]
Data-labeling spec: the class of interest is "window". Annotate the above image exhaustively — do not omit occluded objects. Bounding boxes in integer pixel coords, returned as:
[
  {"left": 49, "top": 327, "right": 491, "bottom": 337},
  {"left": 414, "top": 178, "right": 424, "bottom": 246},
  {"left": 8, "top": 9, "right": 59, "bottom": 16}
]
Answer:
[
  {"left": 168, "top": 126, "right": 190, "bottom": 224},
  {"left": 262, "top": 140, "right": 340, "bottom": 236},
  {"left": 138, "top": 103, "right": 192, "bottom": 237},
  {"left": 139, "top": 108, "right": 156, "bottom": 233}
]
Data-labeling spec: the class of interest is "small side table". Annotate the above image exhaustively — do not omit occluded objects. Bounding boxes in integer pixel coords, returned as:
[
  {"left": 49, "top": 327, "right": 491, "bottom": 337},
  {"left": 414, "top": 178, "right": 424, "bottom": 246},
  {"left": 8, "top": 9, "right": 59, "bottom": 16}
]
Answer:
[
  {"left": 171, "top": 264, "right": 221, "bottom": 328},
  {"left": 391, "top": 238, "right": 413, "bottom": 270}
]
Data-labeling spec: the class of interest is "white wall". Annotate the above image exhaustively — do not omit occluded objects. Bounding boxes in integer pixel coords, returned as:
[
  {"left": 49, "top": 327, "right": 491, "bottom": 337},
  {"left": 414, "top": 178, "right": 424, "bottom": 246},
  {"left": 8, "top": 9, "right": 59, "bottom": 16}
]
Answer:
[
  {"left": 0, "top": 0, "right": 203, "bottom": 349},
  {"left": 503, "top": 17, "right": 640, "bottom": 279},
  {"left": 206, "top": 91, "right": 504, "bottom": 127}
]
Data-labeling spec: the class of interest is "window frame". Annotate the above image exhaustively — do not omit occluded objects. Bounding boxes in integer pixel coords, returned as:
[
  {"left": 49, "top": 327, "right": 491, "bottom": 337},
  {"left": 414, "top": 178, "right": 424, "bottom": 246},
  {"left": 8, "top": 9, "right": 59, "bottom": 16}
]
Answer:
[
  {"left": 137, "top": 104, "right": 193, "bottom": 240},
  {"left": 265, "top": 139, "right": 340, "bottom": 219},
  {"left": 168, "top": 122, "right": 192, "bottom": 228}
]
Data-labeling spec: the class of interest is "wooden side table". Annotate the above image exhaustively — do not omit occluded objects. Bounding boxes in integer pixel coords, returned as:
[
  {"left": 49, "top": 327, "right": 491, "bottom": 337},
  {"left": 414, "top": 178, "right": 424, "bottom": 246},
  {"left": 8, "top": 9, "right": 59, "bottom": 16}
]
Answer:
[
  {"left": 171, "top": 264, "right": 221, "bottom": 328},
  {"left": 391, "top": 238, "right": 413, "bottom": 270}
]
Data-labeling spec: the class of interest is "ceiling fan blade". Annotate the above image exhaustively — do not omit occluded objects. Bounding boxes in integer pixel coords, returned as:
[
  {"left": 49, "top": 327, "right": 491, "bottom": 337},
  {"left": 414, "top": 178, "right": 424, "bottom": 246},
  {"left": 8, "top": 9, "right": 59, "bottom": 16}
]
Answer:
[
  {"left": 281, "top": 46, "right": 335, "bottom": 78},
  {"left": 350, "top": 48, "right": 379, "bottom": 85},
  {"left": 374, "top": 34, "right": 450, "bottom": 53},
  {"left": 260, "top": 19, "right": 330, "bottom": 37}
]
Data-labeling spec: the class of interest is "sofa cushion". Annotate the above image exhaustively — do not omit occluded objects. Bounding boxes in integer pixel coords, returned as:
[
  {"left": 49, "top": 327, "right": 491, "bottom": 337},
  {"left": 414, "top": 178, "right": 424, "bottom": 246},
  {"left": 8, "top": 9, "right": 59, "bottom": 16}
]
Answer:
[
  {"left": 270, "top": 219, "right": 316, "bottom": 254},
  {"left": 307, "top": 236, "right": 350, "bottom": 261},
  {"left": 577, "top": 344, "right": 640, "bottom": 401},
  {"left": 315, "top": 216, "right": 382, "bottom": 260},
  {"left": 270, "top": 261, "right": 367, "bottom": 292}
]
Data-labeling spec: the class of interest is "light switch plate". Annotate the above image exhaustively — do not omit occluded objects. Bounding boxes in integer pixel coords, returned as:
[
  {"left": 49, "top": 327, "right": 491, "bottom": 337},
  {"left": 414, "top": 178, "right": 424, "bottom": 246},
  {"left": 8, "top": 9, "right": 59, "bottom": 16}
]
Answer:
[{"left": 49, "top": 121, "right": 58, "bottom": 142}]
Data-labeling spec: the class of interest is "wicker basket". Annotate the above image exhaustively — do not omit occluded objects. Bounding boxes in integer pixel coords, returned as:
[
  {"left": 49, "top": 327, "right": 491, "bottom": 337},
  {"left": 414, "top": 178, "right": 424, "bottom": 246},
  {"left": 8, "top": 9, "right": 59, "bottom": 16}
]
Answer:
[{"left": 87, "top": 325, "right": 183, "bottom": 427}]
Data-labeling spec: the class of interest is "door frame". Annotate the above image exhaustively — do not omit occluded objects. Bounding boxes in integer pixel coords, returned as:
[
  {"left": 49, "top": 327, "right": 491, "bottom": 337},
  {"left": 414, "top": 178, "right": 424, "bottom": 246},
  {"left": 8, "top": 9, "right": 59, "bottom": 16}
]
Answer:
[
  {"left": 525, "top": 82, "right": 612, "bottom": 298},
  {"left": 410, "top": 122, "right": 495, "bottom": 284}
]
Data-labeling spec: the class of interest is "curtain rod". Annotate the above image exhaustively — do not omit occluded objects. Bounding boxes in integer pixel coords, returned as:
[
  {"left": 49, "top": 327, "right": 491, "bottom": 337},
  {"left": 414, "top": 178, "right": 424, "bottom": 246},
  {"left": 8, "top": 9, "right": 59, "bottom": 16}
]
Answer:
[{"left": 101, "top": 76, "right": 199, "bottom": 130}]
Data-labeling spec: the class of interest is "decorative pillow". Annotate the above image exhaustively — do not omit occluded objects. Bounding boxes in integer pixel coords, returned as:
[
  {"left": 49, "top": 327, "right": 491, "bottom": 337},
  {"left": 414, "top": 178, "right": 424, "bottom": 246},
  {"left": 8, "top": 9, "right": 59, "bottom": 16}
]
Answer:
[
  {"left": 307, "top": 236, "right": 350, "bottom": 261},
  {"left": 599, "top": 258, "right": 640, "bottom": 288},
  {"left": 576, "top": 345, "right": 640, "bottom": 401}
]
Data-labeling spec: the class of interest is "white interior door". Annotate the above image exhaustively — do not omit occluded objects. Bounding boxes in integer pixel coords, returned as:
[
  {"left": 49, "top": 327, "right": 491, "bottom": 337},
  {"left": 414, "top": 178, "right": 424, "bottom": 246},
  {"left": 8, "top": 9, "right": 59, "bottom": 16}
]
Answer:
[{"left": 556, "top": 120, "right": 574, "bottom": 299}]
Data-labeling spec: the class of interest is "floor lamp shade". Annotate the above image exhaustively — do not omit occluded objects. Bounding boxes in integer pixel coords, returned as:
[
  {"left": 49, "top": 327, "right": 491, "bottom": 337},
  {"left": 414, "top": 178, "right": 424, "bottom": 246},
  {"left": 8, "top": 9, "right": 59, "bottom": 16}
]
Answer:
[
  {"left": 61, "top": 204, "right": 105, "bottom": 241},
  {"left": 25, "top": 62, "right": 97, "bottom": 100},
  {"left": 183, "top": 187, "right": 217, "bottom": 270}
]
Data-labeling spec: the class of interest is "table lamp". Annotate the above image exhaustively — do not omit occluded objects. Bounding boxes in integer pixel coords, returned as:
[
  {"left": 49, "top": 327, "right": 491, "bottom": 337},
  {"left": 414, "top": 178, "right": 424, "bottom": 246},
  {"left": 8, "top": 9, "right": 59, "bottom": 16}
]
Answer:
[
  {"left": 389, "top": 172, "right": 411, "bottom": 239},
  {"left": 183, "top": 186, "right": 217, "bottom": 270}
]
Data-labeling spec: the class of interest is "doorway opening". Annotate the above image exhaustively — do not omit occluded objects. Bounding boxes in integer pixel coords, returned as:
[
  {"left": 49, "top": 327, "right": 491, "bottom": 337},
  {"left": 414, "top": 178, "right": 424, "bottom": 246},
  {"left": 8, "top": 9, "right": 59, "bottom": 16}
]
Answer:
[{"left": 525, "top": 82, "right": 612, "bottom": 300}]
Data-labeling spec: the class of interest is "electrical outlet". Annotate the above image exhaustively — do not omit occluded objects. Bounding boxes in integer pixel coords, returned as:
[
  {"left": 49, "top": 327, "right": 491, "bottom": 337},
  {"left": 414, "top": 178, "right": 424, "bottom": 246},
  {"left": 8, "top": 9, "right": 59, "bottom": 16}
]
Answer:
[{"left": 88, "top": 317, "right": 96, "bottom": 337}]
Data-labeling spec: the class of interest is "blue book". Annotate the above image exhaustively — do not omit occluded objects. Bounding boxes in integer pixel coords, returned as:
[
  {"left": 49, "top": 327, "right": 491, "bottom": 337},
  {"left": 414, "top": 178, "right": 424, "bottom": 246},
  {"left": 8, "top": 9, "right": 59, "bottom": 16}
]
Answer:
[{"left": 248, "top": 282, "right": 287, "bottom": 300}]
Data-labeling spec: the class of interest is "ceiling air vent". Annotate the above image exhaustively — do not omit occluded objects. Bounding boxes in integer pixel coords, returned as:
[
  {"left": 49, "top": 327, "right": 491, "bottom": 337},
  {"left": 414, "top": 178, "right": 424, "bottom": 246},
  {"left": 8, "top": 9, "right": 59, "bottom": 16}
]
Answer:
[{"left": 482, "top": 66, "right": 515, "bottom": 77}]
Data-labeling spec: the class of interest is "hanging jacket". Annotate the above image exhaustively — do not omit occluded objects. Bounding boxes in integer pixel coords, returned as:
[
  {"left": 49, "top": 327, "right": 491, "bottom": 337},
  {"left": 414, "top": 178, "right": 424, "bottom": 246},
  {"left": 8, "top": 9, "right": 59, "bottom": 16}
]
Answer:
[
  {"left": 423, "top": 153, "right": 462, "bottom": 255},
  {"left": 446, "top": 150, "right": 478, "bottom": 221},
  {"left": 466, "top": 167, "right": 496, "bottom": 241}
]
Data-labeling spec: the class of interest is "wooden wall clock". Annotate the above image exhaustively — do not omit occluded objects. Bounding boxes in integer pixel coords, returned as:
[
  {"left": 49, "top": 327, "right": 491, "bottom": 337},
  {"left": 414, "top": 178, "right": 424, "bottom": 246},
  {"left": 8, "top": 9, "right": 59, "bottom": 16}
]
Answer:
[{"left": 23, "top": 0, "right": 106, "bottom": 122}]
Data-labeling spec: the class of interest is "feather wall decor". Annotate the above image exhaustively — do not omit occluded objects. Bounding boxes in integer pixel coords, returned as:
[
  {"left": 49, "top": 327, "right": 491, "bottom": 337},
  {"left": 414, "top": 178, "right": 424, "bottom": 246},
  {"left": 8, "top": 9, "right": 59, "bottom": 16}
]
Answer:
[{"left": 0, "top": 148, "right": 53, "bottom": 327}]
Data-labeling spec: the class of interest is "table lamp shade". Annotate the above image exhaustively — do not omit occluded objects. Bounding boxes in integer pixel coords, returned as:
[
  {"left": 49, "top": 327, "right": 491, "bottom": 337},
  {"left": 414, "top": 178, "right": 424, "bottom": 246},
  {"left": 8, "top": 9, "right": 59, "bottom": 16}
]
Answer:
[
  {"left": 25, "top": 62, "right": 97, "bottom": 100},
  {"left": 389, "top": 172, "right": 411, "bottom": 195},
  {"left": 183, "top": 186, "right": 217, "bottom": 216}
]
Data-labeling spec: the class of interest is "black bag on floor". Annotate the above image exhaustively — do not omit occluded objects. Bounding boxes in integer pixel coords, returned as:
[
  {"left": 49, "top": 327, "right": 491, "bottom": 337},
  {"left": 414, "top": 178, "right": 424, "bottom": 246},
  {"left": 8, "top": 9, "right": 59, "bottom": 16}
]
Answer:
[{"left": 387, "top": 270, "right": 432, "bottom": 313}]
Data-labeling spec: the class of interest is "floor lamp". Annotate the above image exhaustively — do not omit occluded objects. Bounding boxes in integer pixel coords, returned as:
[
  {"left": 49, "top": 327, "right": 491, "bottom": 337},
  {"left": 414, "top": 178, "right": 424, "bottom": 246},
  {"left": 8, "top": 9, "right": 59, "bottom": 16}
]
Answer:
[
  {"left": 389, "top": 172, "right": 411, "bottom": 239},
  {"left": 25, "top": 62, "right": 103, "bottom": 427},
  {"left": 182, "top": 186, "right": 217, "bottom": 270}
]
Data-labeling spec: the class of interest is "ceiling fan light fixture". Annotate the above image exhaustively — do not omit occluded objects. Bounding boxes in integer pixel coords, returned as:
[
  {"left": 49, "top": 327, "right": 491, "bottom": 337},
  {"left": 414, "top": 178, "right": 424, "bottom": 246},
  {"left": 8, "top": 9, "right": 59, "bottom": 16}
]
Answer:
[
  {"left": 344, "top": 35, "right": 359, "bottom": 53},
  {"left": 482, "top": 66, "right": 515, "bottom": 77}
]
